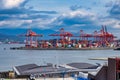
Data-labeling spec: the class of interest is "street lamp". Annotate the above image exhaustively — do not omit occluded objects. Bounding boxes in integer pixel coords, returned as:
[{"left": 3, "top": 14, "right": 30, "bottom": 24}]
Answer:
[
  {"left": 61, "top": 71, "right": 65, "bottom": 80},
  {"left": 43, "top": 60, "right": 46, "bottom": 80}
]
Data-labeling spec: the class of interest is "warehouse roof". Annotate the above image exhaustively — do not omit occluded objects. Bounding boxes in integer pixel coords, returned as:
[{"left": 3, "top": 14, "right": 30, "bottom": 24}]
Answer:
[
  {"left": 13, "top": 62, "right": 99, "bottom": 76},
  {"left": 67, "top": 62, "right": 98, "bottom": 69},
  {"left": 13, "top": 63, "right": 72, "bottom": 76}
]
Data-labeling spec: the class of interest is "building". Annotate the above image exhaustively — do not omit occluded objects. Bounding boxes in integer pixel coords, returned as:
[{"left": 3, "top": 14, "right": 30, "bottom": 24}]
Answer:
[
  {"left": 63, "top": 62, "right": 101, "bottom": 80},
  {"left": 88, "top": 57, "right": 120, "bottom": 80},
  {"left": 13, "top": 63, "right": 78, "bottom": 78},
  {"left": 13, "top": 62, "right": 99, "bottom": 79},
  {"left": 13, "top": 57, "right": 120, "bottom": 80},
  {"left": 0, "top": 71, "right": 14, "bottom": 78}
]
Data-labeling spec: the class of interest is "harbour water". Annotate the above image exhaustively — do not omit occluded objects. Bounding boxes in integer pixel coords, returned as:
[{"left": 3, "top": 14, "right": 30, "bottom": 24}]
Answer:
[{"left": 0, "top": 44, "right": 120, "bottom": 71}]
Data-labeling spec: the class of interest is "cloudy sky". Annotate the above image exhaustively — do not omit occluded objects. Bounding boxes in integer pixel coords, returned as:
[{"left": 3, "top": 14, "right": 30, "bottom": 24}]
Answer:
[{"left": 0, "top": 0, "right": 120, "bottom": 37}]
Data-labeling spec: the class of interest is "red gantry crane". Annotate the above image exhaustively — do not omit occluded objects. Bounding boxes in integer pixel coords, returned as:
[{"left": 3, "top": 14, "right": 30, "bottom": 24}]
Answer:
[
  {"left": 19, "top": 29, "right": 43, "bottom": 48},
  {"left": 79, "top": 30, "right": 93, "bottom": 41},
  {"left": 73, "top": 30, "right": 93, "bottom": 45},
  {"left": 93, "top": 25, "right": 116, "bottom": 46},
  {"left": 49, "top": 28, "right": 73, "bottom": 46},
  {"left": 74, "top": 25, "right": 116, "bottom": 47}
]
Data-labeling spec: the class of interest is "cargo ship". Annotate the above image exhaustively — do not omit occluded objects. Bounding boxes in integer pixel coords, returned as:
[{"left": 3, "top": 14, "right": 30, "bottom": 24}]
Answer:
[{"left": 10, "top": 25, "right": 119, "bottom": 50}]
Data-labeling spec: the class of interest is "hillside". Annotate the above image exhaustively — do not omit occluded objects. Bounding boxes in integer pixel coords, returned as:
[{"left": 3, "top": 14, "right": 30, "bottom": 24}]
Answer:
[{"left": 0, "top": 28, "right": 56, "bottom": 42}]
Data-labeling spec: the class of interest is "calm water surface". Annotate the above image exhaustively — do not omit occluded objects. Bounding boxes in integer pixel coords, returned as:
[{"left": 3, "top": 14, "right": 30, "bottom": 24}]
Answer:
[{"left": 0, "top": 44, "right": 120, "bottom": 71}]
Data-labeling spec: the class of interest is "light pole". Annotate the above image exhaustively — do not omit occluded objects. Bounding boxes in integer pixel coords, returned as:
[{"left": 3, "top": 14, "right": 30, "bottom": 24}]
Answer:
[
  {"left": 43, "top": 60, "right": 46, "bottom": 80},
  {"left": 44, "top": 68, "right": 45, "bottom": 80},
  {"left": 61, "top": 71, "right": 66, "bottom": 80}
]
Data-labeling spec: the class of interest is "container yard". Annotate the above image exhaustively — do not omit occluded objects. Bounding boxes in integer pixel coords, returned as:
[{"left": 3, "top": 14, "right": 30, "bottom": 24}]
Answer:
[{"left": 10, "top": 25, "right": 119, "bottom": 50}]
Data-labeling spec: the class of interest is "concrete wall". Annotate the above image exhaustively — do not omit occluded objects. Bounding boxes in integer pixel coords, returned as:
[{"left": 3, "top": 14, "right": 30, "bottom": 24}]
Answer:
[
  {"left": 0, "top": 77, "right": 74, "bottom": 80},
  {"left": 95, "top": 66, "right": 107, "bottom": 80},
  {"left": 107, "top": 58, "right": 116, "bottom": 80},
  {"left": 88, "top": 66, "right": 108, "bottom": 80}
]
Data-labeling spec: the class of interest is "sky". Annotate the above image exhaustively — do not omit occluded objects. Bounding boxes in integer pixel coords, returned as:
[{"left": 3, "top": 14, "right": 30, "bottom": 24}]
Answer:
[{"left": 0, "top": 0, "right": 120, "bottom": 37}]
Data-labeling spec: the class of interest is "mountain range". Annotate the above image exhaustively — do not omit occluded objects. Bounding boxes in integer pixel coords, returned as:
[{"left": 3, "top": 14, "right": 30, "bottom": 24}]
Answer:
[{"left": 0, "top": 28, "right": 56, "bottom": 42}]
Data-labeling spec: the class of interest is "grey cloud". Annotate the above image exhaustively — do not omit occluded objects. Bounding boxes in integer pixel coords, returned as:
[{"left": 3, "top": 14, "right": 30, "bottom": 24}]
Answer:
[{"left": 109, "top": 1, "right": 120, "bottom": 19}]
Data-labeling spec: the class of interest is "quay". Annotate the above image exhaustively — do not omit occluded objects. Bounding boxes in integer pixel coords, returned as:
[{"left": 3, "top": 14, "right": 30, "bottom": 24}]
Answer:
[{"left": 10, "top": 47, "right": 115, "bottom": 50}]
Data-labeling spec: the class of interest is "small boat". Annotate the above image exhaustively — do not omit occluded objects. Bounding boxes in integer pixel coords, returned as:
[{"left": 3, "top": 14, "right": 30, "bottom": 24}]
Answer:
[{"left": 114, "top": 47, "right": 120, "bottom": 50}]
